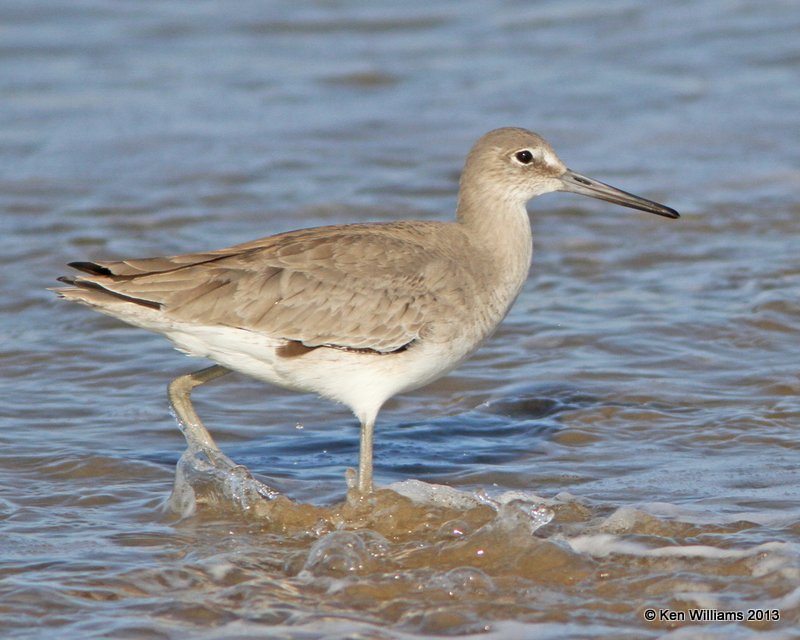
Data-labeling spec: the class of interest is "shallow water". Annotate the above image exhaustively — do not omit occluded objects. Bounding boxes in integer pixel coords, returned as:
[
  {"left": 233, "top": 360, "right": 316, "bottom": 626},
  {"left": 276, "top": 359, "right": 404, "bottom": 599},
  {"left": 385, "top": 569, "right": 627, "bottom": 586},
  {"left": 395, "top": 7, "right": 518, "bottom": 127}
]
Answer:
[{"left": 2, "top": 0, "right": 799, "bottom": 638}]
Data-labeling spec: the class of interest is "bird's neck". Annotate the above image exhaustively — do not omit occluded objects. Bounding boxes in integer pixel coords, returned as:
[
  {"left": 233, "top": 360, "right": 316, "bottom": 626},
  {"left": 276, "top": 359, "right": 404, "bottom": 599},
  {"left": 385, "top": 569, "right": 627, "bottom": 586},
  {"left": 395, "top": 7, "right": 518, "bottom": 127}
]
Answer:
[{"left": 456, "top": 184, "right": 533, "bottom": 310}]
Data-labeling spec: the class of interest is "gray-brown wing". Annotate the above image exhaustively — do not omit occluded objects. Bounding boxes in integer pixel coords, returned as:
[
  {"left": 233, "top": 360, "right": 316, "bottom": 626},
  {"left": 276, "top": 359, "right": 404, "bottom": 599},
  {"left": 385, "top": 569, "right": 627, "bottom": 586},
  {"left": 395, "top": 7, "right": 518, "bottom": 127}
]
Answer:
[{"left": 70, "top": 223, "right": 475, "bottom": 352}]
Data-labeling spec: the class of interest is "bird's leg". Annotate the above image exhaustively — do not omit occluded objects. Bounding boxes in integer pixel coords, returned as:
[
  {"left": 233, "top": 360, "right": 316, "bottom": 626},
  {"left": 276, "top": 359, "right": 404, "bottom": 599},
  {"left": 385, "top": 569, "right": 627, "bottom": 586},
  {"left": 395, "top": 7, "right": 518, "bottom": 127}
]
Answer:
[
  {"left": 168, "top": 365, "right": 232, "bottom": 463},
  {"left": 167, "top": 365, "right": 281, "bottom": 510},
  {"left": 357, "top": 416, "right": 375, "bottom": 494}
]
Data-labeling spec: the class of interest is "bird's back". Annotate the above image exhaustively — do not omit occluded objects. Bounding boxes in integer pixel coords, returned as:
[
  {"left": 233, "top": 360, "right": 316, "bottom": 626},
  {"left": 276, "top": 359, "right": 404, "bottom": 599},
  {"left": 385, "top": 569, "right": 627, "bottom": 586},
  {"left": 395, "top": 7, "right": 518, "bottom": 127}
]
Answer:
[{"left": 55, "top": 220, "right": 505, "bottom": 356}]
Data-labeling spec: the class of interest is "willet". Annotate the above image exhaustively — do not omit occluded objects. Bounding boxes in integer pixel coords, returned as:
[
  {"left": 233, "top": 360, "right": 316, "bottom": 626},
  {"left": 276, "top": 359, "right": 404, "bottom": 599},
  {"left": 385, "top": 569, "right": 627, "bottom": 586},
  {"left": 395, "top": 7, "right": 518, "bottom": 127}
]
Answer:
[{"left": 55, "top": 128, "right": 678, "bottom": 494}]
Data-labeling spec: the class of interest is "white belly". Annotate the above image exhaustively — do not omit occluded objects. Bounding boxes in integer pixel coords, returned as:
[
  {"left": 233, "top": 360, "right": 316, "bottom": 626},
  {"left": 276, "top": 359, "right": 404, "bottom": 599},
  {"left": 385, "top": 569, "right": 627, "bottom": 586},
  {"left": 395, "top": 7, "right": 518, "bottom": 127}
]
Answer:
[{"left": 165, "top": 324, "right": 482, "bottom": 423}]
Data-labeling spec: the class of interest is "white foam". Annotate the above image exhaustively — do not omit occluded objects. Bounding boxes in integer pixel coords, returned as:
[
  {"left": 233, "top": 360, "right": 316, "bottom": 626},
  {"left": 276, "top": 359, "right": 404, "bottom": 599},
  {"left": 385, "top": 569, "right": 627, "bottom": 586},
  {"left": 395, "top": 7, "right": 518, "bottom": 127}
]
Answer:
[
  {"left": 595, "top": 506, "right": 643, "bottom": 533},
  {"left": 564, "top": 534, "right": 792, "bottom": 562},
  {"left": 641, "top": 501, "right": 799, "bottom": 528},
  {"left": 388, "top": 481, "right": 555, "bottom": 534},
  {"left": 388, "top": 479, "right": 483, "bottom": 510}
]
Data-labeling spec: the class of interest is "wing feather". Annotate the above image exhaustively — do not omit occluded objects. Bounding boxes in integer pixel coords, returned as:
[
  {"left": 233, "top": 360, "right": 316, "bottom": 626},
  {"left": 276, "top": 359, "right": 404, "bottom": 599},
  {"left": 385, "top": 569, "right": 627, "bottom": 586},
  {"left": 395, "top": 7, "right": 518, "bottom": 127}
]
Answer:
[{"left": 64, "top": 222, "right": 480, "bottom": 353}]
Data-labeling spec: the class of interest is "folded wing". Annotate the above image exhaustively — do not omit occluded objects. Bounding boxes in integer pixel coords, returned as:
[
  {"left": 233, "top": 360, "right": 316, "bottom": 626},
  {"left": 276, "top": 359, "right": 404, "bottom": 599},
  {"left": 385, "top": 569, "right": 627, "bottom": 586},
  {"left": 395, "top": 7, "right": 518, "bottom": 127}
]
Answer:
[{"left": 57, "top": 222, "right": 475, "bottom": 353}]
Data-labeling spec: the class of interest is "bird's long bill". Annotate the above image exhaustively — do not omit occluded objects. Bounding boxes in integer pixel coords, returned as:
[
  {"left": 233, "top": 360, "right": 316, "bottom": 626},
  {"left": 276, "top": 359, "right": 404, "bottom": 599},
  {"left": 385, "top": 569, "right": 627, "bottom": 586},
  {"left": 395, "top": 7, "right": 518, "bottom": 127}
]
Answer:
[{"left": 560, "top": 170, "right": 679, "bottom": 219}]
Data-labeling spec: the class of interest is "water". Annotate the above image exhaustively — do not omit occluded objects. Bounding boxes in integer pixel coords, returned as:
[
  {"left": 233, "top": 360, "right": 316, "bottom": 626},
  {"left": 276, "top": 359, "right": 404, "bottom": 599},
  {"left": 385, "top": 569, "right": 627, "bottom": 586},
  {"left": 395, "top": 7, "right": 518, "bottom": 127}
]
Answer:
[{"left": 2, "top": 0, "right": 799, "bottom": 637}]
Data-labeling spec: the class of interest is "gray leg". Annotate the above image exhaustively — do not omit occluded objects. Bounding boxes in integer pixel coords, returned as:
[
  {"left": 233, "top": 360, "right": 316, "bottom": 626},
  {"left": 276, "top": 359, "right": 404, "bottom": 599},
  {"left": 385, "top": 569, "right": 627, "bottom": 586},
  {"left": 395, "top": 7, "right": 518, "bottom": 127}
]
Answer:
[
  {"left": 357, "top": 417, "right": 375, "bottom": 494},
  {"left": 168, "top": 365, "right": 231, "bottom": 459},
  {"left": 167, "top": 365, "right": 280, "bottom": 510}
]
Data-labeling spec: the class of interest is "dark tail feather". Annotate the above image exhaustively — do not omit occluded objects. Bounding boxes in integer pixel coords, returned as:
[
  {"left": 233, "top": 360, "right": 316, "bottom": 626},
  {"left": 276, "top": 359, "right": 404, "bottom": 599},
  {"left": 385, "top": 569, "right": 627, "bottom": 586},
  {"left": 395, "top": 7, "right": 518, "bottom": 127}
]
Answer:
[
  {"left": 56, "top": 275, "right": 162, "bottom": 310},
  {"left": 68, "top": 261, "right": 113, "bottom": 276}
]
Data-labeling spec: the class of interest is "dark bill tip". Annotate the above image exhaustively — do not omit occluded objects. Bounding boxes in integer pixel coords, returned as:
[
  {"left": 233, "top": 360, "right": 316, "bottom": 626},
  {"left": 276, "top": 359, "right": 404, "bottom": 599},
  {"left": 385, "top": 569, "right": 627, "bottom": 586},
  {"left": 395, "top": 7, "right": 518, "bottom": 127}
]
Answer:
[{"left": 560, "top": 170, "right": 679, "bottom": 219}]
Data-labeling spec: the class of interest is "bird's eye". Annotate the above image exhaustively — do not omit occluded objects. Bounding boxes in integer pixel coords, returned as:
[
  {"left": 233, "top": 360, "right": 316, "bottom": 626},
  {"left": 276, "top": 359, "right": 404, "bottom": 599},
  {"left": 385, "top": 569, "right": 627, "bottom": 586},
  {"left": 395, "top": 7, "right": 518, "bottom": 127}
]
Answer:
[{"left": 514, "top": 150, "right": 534, "bottom": 164}]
